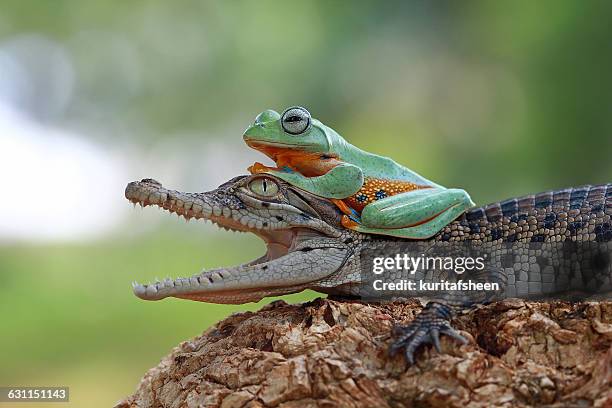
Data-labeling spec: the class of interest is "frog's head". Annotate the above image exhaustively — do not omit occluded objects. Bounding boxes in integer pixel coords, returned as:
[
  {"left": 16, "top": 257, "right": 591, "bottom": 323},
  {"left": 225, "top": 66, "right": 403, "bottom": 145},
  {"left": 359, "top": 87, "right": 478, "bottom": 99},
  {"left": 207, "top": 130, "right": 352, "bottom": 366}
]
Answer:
[{"left": 243, "top": 107, "right": 336, "bottom": 157}]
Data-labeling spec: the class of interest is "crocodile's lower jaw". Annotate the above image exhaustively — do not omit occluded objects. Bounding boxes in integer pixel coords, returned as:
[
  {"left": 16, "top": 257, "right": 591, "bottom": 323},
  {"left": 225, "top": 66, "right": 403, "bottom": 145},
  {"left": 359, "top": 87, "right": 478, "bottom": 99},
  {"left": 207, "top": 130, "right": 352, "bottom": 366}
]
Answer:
[
  {"left": 174, "top": 284, "right": 311, "bottom": 304},
  {"left": 129, "top": 227, "right": 304, "bottom": 303}
]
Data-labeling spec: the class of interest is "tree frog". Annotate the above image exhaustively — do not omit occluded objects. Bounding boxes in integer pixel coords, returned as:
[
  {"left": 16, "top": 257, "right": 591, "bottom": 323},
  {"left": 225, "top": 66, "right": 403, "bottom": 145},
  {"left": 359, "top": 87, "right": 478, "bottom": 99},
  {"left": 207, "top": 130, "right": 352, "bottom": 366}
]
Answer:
[{"left": 243, "top": 106, "right": 474, "bottom": 239}]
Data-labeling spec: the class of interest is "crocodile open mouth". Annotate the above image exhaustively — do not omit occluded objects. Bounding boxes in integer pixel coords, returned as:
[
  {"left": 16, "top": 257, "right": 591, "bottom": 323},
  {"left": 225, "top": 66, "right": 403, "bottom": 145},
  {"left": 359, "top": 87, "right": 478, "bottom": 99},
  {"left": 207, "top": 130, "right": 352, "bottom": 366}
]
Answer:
[{"left": 124, "top": 178, "right": 340, "bottom": 304}]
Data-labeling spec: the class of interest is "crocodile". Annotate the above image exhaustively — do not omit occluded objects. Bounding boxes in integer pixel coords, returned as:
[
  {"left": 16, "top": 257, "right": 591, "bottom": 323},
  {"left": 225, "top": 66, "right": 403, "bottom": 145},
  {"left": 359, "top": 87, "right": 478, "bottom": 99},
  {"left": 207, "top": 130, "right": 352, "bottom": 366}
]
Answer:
[{"left": 125, "top": 175, "right": 612, "bottom": 363}]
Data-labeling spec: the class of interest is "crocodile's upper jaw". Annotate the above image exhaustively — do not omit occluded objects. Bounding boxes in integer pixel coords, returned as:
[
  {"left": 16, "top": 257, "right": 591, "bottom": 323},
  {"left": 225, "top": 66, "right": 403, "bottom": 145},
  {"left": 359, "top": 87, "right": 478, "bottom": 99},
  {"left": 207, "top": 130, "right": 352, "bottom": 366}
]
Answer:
[{"left": 125, "top": 177, "right": 347, "bottom": 304}]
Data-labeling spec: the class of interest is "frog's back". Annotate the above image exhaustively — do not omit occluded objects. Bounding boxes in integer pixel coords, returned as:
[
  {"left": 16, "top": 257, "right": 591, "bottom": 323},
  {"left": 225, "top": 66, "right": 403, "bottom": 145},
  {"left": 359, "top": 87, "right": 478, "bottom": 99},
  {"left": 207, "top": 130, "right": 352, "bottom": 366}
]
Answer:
[{"left": 333, "top": 136, "right": 441, "bottom": 188}]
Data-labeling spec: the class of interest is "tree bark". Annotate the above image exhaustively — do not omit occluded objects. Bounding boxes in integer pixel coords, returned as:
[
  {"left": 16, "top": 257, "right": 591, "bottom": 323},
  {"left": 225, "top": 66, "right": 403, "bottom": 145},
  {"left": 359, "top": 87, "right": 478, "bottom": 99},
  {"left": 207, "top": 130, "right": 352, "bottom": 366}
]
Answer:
[{"left": 117, "top": 298, "right": 612, "bottom": 408}]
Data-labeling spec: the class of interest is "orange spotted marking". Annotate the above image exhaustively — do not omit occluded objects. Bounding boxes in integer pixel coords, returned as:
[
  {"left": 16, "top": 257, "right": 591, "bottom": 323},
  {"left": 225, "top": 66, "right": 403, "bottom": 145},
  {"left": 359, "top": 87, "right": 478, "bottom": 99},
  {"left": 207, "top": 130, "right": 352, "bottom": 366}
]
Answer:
[{"left": 343, "top": 177, "right": 430, "bottom": 212}]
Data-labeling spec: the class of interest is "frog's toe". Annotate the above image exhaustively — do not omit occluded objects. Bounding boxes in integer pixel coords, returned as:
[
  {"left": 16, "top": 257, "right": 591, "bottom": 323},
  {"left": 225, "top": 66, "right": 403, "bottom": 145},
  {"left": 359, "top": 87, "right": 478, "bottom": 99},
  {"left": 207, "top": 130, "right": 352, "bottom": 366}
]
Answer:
[
  {"left": 248, "top": 162, "right": 274, "bottom": 174},
  {"left": 341, "top": 215, "right": 362, "bottom": 229}
]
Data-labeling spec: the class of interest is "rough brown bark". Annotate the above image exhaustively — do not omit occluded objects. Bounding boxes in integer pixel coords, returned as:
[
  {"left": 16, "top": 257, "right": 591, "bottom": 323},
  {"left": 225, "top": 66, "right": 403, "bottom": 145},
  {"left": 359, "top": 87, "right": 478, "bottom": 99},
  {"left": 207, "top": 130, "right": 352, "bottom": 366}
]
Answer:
[{"left": 117, "top": 298, "right": 612, "bottom": 408}]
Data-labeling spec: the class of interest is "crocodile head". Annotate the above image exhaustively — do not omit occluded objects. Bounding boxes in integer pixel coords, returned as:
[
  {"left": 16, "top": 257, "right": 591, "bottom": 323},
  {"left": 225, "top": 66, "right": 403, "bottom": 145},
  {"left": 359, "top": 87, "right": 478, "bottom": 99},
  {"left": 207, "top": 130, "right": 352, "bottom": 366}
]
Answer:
[{"left": 125, "top": 175, "right": 355, "bottom": 304}]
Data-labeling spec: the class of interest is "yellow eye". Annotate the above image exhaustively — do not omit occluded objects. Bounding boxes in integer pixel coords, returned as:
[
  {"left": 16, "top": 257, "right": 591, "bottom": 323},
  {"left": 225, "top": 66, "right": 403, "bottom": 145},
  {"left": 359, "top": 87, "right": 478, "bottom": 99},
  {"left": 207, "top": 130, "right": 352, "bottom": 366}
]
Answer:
[{"left": 248, "top": 177, "right": 279, "bottom": 197}]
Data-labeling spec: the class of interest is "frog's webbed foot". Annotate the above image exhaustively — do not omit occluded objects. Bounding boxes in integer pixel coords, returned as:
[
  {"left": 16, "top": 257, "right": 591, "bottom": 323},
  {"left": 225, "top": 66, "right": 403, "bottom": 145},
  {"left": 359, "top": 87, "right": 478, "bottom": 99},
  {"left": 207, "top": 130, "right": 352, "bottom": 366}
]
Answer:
[
  {"left": 341, "top": 214, "right": 361, "bottom": 229},
  {"left": 389, "top": 302, "right": 468, "bottom": 365},
  {"left": 333, "top": 200, "right": 364, "bottom": 226}
]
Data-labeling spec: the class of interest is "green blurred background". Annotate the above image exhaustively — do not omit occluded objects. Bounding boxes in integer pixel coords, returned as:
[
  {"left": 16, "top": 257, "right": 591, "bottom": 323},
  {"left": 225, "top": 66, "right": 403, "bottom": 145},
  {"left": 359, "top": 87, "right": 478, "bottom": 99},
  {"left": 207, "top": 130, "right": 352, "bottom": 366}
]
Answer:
[{"left": 0, "top": 1, "right": 611, "bottom": 406}]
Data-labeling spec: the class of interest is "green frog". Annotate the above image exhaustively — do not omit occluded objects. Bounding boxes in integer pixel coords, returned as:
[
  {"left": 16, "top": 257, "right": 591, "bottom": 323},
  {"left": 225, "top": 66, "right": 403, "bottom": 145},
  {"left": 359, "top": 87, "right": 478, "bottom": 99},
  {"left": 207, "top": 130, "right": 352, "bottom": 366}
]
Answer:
[{"left": 243, "top": 106, "right": 474, "bottom": 239}]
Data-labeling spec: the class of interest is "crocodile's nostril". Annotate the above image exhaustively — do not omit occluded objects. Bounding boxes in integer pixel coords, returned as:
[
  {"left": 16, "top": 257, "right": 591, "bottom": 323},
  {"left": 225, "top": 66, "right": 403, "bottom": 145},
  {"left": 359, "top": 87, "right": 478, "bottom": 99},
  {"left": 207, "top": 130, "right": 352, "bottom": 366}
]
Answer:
[{"left": 141, "top": 178, "right": 162, "bottom": 187}]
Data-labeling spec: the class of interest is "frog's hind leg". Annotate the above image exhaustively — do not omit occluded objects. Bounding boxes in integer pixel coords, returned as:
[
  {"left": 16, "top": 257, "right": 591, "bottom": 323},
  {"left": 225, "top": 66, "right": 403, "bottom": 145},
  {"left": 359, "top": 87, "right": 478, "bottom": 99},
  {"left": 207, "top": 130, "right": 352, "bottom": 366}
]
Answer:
[{"left": 343, "top": 188, "right": 474, "bottom": 239}]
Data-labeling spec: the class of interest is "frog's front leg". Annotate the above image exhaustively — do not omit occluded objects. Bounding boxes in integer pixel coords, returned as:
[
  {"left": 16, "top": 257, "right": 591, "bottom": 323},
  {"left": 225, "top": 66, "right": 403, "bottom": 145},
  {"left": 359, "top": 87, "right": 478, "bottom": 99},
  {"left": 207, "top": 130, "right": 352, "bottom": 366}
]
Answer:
[
  {"left": 262, "top": 163, "right": 364, "bottom": 199},
  {"left": 345, "top": 188, "right": 474, "bottom": 239}
]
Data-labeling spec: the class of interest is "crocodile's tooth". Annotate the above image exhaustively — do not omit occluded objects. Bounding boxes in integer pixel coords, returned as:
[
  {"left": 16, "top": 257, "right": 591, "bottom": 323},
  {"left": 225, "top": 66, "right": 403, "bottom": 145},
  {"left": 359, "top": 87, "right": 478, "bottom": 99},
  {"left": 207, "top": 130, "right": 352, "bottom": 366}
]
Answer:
[{"left": 133, "top": 284, "right": 146, "bottom": 297}]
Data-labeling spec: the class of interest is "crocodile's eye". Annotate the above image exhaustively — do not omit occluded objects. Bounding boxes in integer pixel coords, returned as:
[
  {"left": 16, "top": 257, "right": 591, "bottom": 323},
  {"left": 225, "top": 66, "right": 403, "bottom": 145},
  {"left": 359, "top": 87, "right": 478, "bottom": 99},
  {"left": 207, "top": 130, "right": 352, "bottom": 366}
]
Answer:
[
  {"left": 248, "top": 177, "right": 279, "bottom": 197},
  {"left": 281, "top": 106, "right": 311, "bottom": 135}
]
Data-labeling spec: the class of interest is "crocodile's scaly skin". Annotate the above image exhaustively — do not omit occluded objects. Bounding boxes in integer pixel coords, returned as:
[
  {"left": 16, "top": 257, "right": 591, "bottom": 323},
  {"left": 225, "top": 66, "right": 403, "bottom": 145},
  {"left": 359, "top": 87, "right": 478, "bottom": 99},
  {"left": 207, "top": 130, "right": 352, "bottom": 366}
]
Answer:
[
  {"left": 351, "top": 185, "right": 612, "bottom": 299},
  {"left": 356, "top": 184, "right": 611, "bottom": 361},
  {"left": 442, "top": 184, "right": 611, "bottom": 244}
]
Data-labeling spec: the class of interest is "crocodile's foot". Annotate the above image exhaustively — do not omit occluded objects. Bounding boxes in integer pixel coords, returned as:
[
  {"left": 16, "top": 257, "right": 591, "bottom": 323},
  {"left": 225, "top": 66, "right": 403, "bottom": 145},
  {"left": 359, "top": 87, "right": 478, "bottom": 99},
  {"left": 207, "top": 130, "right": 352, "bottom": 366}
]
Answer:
[{"left": 389, "top": 302, "right": 468, "bottom": 365}]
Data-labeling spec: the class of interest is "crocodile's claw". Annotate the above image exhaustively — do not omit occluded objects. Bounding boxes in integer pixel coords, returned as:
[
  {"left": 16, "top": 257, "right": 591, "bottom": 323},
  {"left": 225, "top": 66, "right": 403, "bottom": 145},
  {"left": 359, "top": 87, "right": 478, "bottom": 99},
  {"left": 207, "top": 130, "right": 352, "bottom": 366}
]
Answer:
[{"left": 389, "top": 302, "right": 468, "bottom": 365}]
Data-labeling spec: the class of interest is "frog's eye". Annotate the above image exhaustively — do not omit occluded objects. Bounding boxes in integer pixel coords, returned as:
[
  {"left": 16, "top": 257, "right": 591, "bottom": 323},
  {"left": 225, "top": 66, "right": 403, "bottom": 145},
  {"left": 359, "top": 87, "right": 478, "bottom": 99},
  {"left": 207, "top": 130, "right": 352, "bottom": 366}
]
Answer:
[
  {"left": 248, "top": 177, "right": 279, "bottom": 197},
  {"left": 281, "top": 106, "right": 311, "bottom": 135}
]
